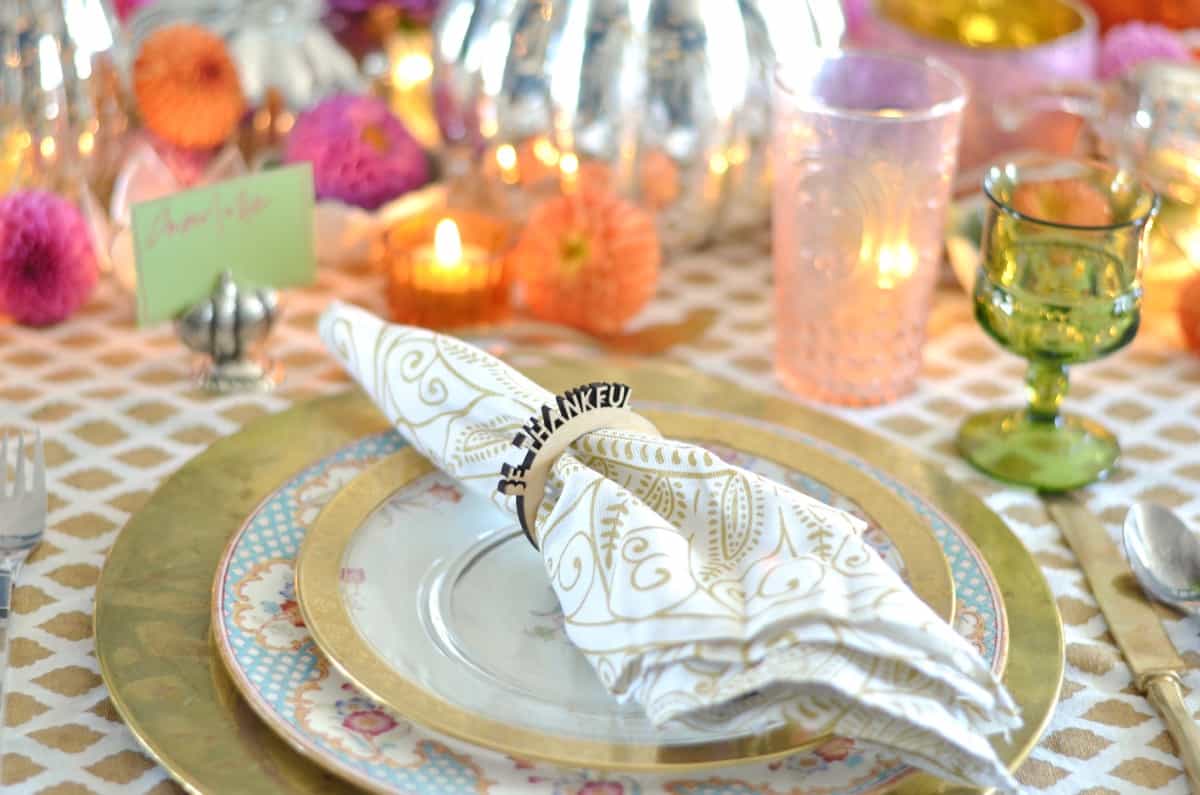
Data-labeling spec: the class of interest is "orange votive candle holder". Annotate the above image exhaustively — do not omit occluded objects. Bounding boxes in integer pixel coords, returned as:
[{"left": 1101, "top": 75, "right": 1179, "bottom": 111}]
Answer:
[{"left": 377, "top": 209, "right": 512, "bottom": 329}]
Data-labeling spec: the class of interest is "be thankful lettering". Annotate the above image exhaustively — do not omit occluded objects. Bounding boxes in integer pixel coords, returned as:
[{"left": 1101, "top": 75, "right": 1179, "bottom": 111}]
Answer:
[{"left": 497, "top": 382, "right": 633, "bottom": 538}]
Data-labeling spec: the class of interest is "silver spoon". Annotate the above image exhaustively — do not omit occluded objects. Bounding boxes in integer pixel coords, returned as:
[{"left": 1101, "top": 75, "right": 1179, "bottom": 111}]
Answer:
[{"left": 1123, "top": 502, "right": 1200, "bottom": 614}]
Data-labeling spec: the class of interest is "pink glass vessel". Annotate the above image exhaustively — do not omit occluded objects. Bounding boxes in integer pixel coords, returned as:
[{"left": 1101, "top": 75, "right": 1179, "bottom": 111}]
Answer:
[
  {"left": 857, "top": 0, "right": 1098, "bottom": 172},
  {"left": 772, "top": 51, "right": 966, "bottom": 406}
]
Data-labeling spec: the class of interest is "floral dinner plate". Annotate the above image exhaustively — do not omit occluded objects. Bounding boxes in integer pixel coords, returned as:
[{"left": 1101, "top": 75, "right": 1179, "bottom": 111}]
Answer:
[
  {"left": 213, "top": 406, "right": 1007, "bottom": 794},
  {"left": 292, "top": 408, "right": 963, "bottom": 771}
]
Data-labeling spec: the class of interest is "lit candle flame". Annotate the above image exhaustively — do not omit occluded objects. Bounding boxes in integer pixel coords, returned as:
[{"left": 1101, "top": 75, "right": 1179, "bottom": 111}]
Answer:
[
  {"left": 877, "top": 244, "right": 917, "bottom": 289},
  {"left": 434, "top": 218, "right": 464, "bottom": 269},
  {"left": 496, "top": 144, "right": 518, "bottom": 184},
  {"left": 559, "top": 152, "right": 579, "bottom": 194},
  {"left": 496, "top": 144, "right": 517, "bottom": 171},
  {"left": 533, "top": 137, "right": 560, "bottom": 167},
  {"left": 391, "top": 52, "right": 433, "bottom": 90}
]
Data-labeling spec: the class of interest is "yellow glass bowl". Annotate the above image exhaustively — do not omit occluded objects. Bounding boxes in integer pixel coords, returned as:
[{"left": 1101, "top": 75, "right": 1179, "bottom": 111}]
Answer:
[
  {"left": 876, "top": 0, "right": 1089, "bottom": 49},
  {"left": 860, "top": 0, "right": 1098, "bottom": 170}
]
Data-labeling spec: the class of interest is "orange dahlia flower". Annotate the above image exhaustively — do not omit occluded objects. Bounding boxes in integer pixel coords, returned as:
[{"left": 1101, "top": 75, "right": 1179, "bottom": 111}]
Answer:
[
  {"left": 512, "top": 187, "right": 660, "bottom": 335},
  {"left": 133, "top": 24, "right": 244, "bottom": 150}
]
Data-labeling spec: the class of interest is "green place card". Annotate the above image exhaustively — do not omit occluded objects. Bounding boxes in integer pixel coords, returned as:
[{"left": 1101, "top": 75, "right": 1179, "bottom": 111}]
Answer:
[{"left": 132, "top": 164, "right": 315, "bottom": 326}]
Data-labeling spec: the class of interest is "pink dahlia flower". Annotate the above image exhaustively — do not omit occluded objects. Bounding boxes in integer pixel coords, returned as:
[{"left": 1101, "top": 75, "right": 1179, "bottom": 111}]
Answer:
[
  {"left": 115, "top": 0, "right": 156, "bottom": 22},
  {"left": 841, "top": 0, "right": 869, "bottom": 41},
  {"left": 284, "top": 93, "right": 430, "bottom": 211},
  {"left": 325, "top": 0, "right": 442, "bottom": 23},
  {"left": 0, "top": 191, "right": 98, "bottom": 327},
  {"left": 1100, "top": 22, "right": 1191, "bottom": 80}
]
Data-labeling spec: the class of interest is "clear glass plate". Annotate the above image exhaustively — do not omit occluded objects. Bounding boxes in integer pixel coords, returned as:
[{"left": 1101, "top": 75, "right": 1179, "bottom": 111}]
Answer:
[{"left": 295, "top": 408, "right": 967, "bottom": 769}]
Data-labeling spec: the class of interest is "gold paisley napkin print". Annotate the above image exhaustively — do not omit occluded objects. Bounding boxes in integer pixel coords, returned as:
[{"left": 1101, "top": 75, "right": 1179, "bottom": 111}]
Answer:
[{"left": 319, "top": 302, "right": 1022, "bottom": 790}]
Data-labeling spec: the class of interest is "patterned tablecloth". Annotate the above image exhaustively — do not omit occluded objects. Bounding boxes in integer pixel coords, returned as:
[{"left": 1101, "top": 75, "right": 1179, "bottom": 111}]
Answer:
[{"left": 1, "top": 242, "right": 1198, "bottom": 795}]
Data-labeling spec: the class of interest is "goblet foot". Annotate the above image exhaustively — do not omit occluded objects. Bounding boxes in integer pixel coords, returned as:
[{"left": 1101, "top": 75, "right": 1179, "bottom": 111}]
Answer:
[{"left": 957, "top": 409, "right": 1119, "bottom": 491}]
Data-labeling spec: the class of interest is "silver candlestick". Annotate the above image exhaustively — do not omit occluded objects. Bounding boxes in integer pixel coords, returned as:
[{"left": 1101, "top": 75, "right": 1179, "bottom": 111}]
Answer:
[{"left": 177, "top": 271, "right": 281, "bottom": 392}]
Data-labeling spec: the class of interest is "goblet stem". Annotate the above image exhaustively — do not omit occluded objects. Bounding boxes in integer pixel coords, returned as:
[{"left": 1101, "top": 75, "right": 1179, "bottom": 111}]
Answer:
[{"left": 1025, "top": 360, "right": 1068, "bottom": 423}]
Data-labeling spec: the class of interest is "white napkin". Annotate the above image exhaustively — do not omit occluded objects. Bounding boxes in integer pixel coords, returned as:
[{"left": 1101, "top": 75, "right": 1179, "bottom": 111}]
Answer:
[{"left": 319, "top": 302, "right": 1021, "bottom": 790}]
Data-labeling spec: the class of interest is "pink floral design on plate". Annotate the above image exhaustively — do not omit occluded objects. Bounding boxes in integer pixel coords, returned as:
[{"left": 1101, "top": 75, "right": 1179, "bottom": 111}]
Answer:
[
  {"left": 343, "top": 707, "right": 399, "bottom": 737},
  {"left": 231, "top": 559, "right": 309, "bottom": 652},
  {"left": 371, "top": 476, "right": 464, "bottom": 526},
  {"left": 814, "top": 737, "right": 856, "bottom": 763},
  {"left": 216, "top": 429, "right": 1008, "bottom": 795},
  {"left": 292, "top": 460, "right": 377, "bottom": 526},
  {"left": 428, "top": 482, "right": 463, "bottom": 503},
  {"left": 522, "top": 765, "right": 640, "bottom": 795},
  {"left": 293, "top": 667, "right": 419, "bottom": 765},
  {"left": 524, "top": 588, "right": 569, "bottom": 643},
  {"left": 668, "top": 741, "right": 902, "bottom": 795}
]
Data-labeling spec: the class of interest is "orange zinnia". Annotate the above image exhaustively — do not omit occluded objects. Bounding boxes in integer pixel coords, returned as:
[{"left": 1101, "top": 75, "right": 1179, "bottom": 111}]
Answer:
[
  {"left": 512, "top": 187, "right": 660, "bottom": 336},
  {"left": 134, "top": 24, "right": 244, "bottom": 150}
]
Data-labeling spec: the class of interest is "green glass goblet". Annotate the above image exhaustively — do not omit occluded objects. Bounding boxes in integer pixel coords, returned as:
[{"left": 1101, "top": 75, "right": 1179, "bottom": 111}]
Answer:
[{"left": 957, "top": 157, "right": 1159, "bottom": 491}]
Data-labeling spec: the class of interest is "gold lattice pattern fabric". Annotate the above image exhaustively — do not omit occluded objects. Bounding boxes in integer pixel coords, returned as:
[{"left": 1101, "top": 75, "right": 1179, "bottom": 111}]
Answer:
[{"left": 1, "top": 247, "right": 1199, "bottom": 793}]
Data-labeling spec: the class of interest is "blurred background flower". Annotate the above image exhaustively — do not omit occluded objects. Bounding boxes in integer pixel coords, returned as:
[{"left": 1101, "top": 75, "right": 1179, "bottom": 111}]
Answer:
[
  {"left": 133, "top": 24, "right": 246, "bottom": 150},
  {"left": 114, "top": 0, "right": 156, "bottom": 22},
  {"left": 1099, "top": 21, "right": 1192, "bottom": 78},
  {"left": 284, "top": 93, "right": 430, "bottom": 210},
  {"left": 0, "top": 190, "right": 98, "bottom": 326},
  {"left": 325, "top": 0, "right": 442, "bottom": 24}
]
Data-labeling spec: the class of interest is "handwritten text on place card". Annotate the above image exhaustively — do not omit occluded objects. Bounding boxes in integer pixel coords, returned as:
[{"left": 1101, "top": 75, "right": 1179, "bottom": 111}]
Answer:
[
  {"left": 142, "top": 188, "right": 271, "bottom": 251},
  {"left": 132, "top": 164, "right": 315, "bottom": 326}
]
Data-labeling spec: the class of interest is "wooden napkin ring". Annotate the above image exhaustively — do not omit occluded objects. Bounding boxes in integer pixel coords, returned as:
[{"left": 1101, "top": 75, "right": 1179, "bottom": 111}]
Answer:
[{"left": 496, "top": 382, "right": 660, "bottom": 548}]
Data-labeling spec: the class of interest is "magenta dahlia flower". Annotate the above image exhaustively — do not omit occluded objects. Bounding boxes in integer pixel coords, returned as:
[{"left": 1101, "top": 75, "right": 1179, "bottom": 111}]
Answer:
[
  {"left": 324, "top": 0, "right": 442, "bottom": 23},
  {"left": 115, "top": 0, "right": 156, "bottom": 22},
  {"left": 1100, "top": 22, "right": 1191, "bottom": 80},
  {"left": 0, "top": 191, "right": 98, "bottom": 327},
  {"left": 283, "top": 93, "right": 430, "bottom": 210},
  {"left": 841, "top": 0, "right": 868, "bottom": 41}
]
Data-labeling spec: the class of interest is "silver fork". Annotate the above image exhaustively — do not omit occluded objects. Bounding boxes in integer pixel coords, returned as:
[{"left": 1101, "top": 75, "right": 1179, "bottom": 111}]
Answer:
[{"left": 0, "top": 429, "right": 45, "bottom": 764}]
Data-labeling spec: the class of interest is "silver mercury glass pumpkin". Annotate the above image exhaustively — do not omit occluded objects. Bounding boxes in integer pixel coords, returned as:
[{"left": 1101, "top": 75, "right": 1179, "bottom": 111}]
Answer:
[
  {"left": 0, "top": 0, "right": 128, "bottom": 196},
  {"left": 431, "top": 0, "right": 846, "bottom": 250},
  {"left": 125, "top": 0, "right": 362, "bottom": 111}
]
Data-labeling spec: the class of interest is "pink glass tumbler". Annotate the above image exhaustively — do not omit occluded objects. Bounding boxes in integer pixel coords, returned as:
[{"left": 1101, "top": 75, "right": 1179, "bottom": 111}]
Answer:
[{"left": 772, "top": 51, "right": 966, "bottom": 405}]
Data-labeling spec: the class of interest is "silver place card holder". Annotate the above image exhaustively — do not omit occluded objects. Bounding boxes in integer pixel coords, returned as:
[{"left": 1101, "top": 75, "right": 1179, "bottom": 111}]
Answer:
[{"left": 177, "top": 270, "right": 281, "bottom": 393}]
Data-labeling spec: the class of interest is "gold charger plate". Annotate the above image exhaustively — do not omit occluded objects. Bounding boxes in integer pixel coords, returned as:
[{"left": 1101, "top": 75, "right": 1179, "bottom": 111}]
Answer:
[
  {"left": 95, "top": 358, "right": 1063, "bottom": 794},
  {"left": 290, "top": 409, "right": 955, "bottom": 772}
]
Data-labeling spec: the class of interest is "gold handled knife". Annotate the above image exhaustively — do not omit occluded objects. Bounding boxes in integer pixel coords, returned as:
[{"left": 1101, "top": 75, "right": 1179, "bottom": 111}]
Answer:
[{"left": 1044, "top": 494, "right": 1200, "bottom": 793}]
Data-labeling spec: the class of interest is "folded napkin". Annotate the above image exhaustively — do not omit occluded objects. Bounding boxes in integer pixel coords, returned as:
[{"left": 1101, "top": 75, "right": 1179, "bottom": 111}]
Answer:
[{"left": 319, "top": 302, "right": 1021, "bottom": 790}]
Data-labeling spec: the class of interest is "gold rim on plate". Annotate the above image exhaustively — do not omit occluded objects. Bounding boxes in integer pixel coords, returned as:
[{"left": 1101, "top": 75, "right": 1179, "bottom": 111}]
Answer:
[
  {"left": 291, "top": 409, "right": 956, "bottom": 772},
  {"left": 95, "top": 358, "right": 1064, "bottom": 795}
]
